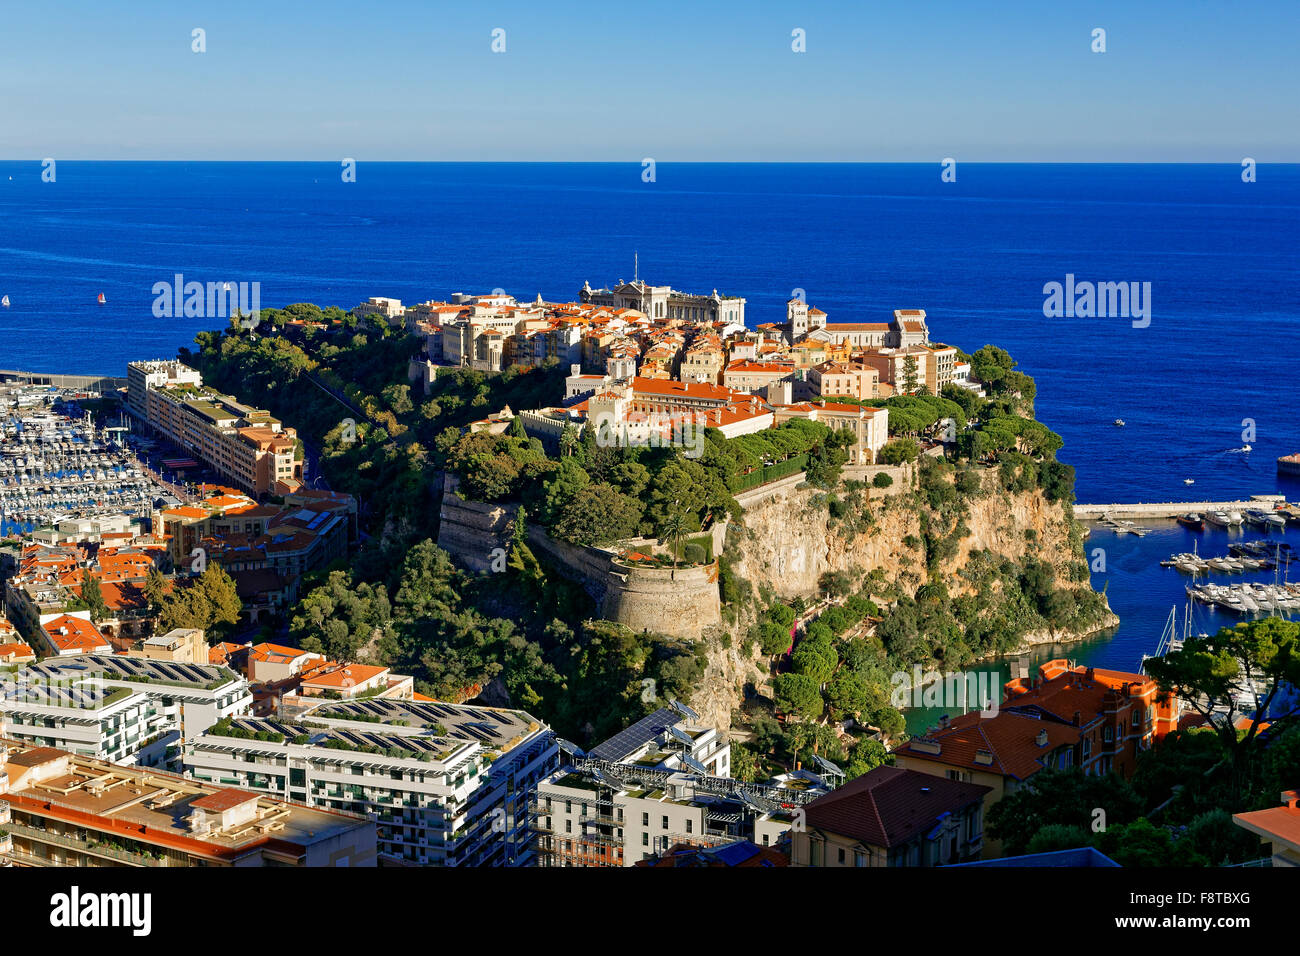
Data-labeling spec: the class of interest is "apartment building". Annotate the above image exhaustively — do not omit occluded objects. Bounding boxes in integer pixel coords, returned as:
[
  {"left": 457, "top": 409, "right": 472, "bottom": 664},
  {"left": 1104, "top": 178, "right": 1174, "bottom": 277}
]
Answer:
[
  {"left": 2, "top": 654, "right": 252, "bottom": 768},
  {"left": 128, "top": 360, "right": 301, "bottom": 496},
  {"left": 532, "top": 705, "right": 829, "bottom": 867},
  {"left": 857, "top": 346, "right": 931, "bottom": 396},
  {"left": 722, "top": 360, "right": 794, "bottom": 394},
  {"left": 351, "top": 296, "right": 405, "bottom": 325},
  {"left": 0, "top": 739, "right": 375, "bottom": 867},
  {"left": 924, "top": 344, "right": 959, "bottom": 394},
  {"left": 679, "top": 338, "right": 726, "bottom": 385},
  {"left": 184, "top": 697, "right": 558, "bottom": 866},
  {"left": 132, "top": 627, "right": 208, "bottom": 665},
  {"left": 808, "top": 361, "right": 880, "bottom": 401},
  {"left": 790, "top": 766, "right": 991, "bottom": 867},
  {"left": 126, "top": 358, "right": 203, "bottom": 419}
]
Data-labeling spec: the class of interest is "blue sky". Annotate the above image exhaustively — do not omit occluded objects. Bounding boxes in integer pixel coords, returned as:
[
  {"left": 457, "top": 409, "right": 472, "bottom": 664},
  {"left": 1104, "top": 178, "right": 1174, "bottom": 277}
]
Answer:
[{"left": 1, "top": 0, "right": 1296, "bottom": 161}]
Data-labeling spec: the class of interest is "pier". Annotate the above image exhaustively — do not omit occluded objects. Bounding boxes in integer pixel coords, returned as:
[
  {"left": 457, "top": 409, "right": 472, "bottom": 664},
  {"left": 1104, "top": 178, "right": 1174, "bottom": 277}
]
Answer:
[
  {"left": 1074, "top": 495, "right": 1287, "bottom": 520},
  {"left": 0, "top": 369, "right": 126, "bottom": 394}
]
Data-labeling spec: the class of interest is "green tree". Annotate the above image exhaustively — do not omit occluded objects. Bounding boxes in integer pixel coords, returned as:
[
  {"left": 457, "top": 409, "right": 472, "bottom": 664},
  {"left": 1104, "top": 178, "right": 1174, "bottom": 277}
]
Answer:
[
  {"left": 80, "top": 570, "right": 110, "bottom": 623},
  {"left": 773, "top": 673, "right": 824, "bottom": 720},
  {"left": 551, "top": 483, "right": 644, "bottom": 547},
  {"left": 901, "top": 354, "right": 919, "bottom": 394},
  {"left": 986, "top": 768, "right": 1143, "bottom": 856},
  {"left": 1144, "top": 617, "right": 1300, "bottom": 798}
]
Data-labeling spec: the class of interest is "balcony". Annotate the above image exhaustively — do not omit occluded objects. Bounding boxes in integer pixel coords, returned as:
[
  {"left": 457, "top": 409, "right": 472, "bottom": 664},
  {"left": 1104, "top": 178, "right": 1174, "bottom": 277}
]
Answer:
[{"left": 6, "top": 822, "right": 172, "bottom": 867}]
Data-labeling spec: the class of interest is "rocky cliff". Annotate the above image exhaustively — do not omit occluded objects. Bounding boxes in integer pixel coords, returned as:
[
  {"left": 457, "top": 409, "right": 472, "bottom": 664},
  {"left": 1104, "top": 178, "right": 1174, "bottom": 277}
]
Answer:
[{"left": 685, "top": 464, "right": 1117, "bottom": 731}]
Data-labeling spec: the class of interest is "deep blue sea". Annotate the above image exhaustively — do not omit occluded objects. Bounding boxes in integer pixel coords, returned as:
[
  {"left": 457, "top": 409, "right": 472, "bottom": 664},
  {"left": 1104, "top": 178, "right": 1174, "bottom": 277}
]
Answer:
[{"left": 2, "top": 161, "right": 1298, "bottom": 679}]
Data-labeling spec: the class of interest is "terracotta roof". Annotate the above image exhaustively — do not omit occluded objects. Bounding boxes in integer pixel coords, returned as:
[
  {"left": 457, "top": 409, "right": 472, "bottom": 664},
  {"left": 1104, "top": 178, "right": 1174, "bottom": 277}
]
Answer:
[
  {"left": 301, "top": 664, "right": 387, "bottom": 689},
  {"left": 40, "top": 614, "right": 109, "bottom": 654},
  {"left": 1233, "top": 796, "right": 1300, "bottom": 850},
  {"left": 802, "top": 766, "right": 990, "bottom": 848},
  {"left": 250, "top": 642, "right": 311, "bottom": 664},
  {"left": 895, "top": 710, "right": 1079, "bottom": 781}
]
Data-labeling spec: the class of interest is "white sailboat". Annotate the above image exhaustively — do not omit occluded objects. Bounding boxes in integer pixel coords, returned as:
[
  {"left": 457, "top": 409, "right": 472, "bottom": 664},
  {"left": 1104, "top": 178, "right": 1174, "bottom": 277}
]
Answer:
[{"left": 1, "top": 295, "right": 9, "bottom": 308}]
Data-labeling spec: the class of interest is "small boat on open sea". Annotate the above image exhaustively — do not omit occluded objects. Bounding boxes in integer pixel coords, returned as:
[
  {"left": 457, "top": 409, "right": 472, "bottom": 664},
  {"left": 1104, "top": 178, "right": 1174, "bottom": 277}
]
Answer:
[
  {"left": 1176, "top": 513, "right": 1204, "bottom": 530},
  {"left": 1113, "top": 419, "right": 1125, "bottom": 426},
  {"left": 1, "top": 295, "right": 9, "bottom": 308},
  {"left": 97, "top": 292, "right": 106, "bottom": 305}
]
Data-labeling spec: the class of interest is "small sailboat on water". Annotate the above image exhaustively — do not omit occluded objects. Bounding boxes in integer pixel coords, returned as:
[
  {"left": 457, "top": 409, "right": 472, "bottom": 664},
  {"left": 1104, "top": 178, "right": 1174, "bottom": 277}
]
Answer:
[
  {"left": 97, "top": 292, "right": 106, "bottom": 305},
  {"left": 1, "top": 295, "right": 9, "bottom": 308}
]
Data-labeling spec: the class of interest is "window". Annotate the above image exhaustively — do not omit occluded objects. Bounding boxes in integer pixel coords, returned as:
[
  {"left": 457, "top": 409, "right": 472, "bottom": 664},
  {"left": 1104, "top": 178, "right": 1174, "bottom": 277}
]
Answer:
[
  {"left": 837, "top": 848, "right": 846, "bottom": 864},
  {"left": 642, "top": 833, "right": 649, "bottom": 847},
  {"left": 685, "top": 820, "right": 693, "bottom": 834},
  {"left": 662, "top": 815, "right": 668, "bottom": 830},
  {"left": 642, "top": 812, "right": 649, "bottom": 826}
]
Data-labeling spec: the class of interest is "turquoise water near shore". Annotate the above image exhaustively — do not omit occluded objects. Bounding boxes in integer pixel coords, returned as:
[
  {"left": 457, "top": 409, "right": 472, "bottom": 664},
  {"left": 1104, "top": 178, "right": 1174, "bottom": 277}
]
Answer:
[{"left": 903, "top": 520, "right": 1300, "bottom": 733}]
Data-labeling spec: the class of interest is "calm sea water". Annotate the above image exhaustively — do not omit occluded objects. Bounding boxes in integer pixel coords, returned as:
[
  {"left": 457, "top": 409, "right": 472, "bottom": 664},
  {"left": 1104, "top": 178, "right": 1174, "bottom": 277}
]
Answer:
[{"left": 2, "top": 161, "right": 1298, "bottom": 680}]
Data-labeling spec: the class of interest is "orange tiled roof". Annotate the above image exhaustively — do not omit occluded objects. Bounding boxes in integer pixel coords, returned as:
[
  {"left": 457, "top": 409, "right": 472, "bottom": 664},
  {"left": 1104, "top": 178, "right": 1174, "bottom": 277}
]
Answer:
[
  {"left": 301, "top": 664, "right": 387, "bottom": 689},
  {"left": 40, "top": 614, "right": 109, "bottom": 654}
]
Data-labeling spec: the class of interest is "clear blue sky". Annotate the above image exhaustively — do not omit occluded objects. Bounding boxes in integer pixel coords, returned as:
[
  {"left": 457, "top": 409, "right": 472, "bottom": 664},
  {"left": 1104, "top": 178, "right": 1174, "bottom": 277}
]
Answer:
[{"left": 2, "top": 0, "right": 1296, "bottom": 161}]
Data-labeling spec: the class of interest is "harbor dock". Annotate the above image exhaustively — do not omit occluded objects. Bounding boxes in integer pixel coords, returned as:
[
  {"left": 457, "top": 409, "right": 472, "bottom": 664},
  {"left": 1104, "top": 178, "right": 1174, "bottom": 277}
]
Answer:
[{"left": 1075, "top": 495, "right": 1287, "bottom": 520}]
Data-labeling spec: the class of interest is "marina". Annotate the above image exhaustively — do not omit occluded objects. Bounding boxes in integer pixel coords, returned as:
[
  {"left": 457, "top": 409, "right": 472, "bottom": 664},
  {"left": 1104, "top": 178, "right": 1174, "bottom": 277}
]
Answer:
[{"left": 0, "top": 383, "right": 180, "bottom": 535}]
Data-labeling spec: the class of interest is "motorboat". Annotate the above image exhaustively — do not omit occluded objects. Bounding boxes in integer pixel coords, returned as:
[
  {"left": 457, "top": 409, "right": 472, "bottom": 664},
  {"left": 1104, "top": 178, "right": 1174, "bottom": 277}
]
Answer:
[
  {"left": 1113, "top": 419, "right": 1125, "bottom": 426},
  {"left": 1176, "top": 513, "right": 1204, "bottom": 530}
]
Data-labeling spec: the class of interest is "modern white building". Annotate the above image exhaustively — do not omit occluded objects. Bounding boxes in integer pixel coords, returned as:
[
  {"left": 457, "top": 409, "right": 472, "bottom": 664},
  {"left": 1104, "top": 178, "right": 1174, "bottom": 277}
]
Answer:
[
  {"left": 2, "top": 654, "right": 253, "bottom": 769},
  {"left": 533, "top": 704, "right": 832, "bottom": 867},
  {"left": 183, "top": 697, "right": 558, "bottom": 867}
]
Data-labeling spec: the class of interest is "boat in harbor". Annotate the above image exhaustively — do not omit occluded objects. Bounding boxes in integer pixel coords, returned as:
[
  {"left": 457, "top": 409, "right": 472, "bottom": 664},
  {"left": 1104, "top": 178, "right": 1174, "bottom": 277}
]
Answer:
[
  {"left": 1176, "top": 512, "right": 1204, "bottom": 530},
  {"left": 1279, "top": 453, "right": 1300, "bottom": 477},
  {"left": 1205, "top": 510, "right": 1233, "bottom": 527}
]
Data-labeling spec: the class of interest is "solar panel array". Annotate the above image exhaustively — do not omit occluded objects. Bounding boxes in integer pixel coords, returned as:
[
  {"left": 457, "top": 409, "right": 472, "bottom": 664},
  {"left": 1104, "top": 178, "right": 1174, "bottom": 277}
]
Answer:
[
  {"left": 588, "top": 707, "right": 678, "bottom": 762},
  {"left": 31, "top": 654, "right": 233, "bottom": 688},
  {"left": 306, "top": 698, "right": 533, "bottom": 749}
]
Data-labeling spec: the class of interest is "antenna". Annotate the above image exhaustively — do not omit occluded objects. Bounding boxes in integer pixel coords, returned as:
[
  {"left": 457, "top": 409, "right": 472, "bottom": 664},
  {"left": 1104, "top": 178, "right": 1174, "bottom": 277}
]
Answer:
[{"left": 634, "top": 251, "right": 638, "bottom": 284}]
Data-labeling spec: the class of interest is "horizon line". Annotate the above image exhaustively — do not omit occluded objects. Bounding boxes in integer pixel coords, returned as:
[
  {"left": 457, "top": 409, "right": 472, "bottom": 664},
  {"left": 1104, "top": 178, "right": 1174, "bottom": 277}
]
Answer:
[{"left": 2, "top": 159, "right": 1297, "bottom": 166}]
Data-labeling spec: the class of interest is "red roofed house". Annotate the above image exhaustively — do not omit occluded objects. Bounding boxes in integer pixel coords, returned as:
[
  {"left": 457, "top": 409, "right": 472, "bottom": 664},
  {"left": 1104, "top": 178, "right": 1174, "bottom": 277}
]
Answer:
[
  {"left": 37, "top": 612, "right": 111, "bottom": 657},
  {"left": 893, "top": 659, "right": 1179, "bottom": 856},
  {"left": 247, "top": 642, "right": 322, "bottom": 683},
  {"left": 790, "top": 766, "right": 991, "bottom": 867},
  {"left": 0, "top": 641, "right": 36, "bottom": 665}
]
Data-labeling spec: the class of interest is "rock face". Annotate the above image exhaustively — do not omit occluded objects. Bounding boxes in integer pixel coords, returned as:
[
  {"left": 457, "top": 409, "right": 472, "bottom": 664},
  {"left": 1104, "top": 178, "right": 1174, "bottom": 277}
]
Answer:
[
  {"left": 686, "top": 465, "right": 1115, "bottom": 732},
  {"left": 730, "top": 467, "right": 1086, "bottom": 602}
]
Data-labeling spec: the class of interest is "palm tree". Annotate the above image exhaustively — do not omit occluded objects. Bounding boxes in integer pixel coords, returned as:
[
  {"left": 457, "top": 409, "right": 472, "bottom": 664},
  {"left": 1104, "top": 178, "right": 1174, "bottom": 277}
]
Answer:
[{"left": 660, "top": 502, "right": 691, "bottom": 569}]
